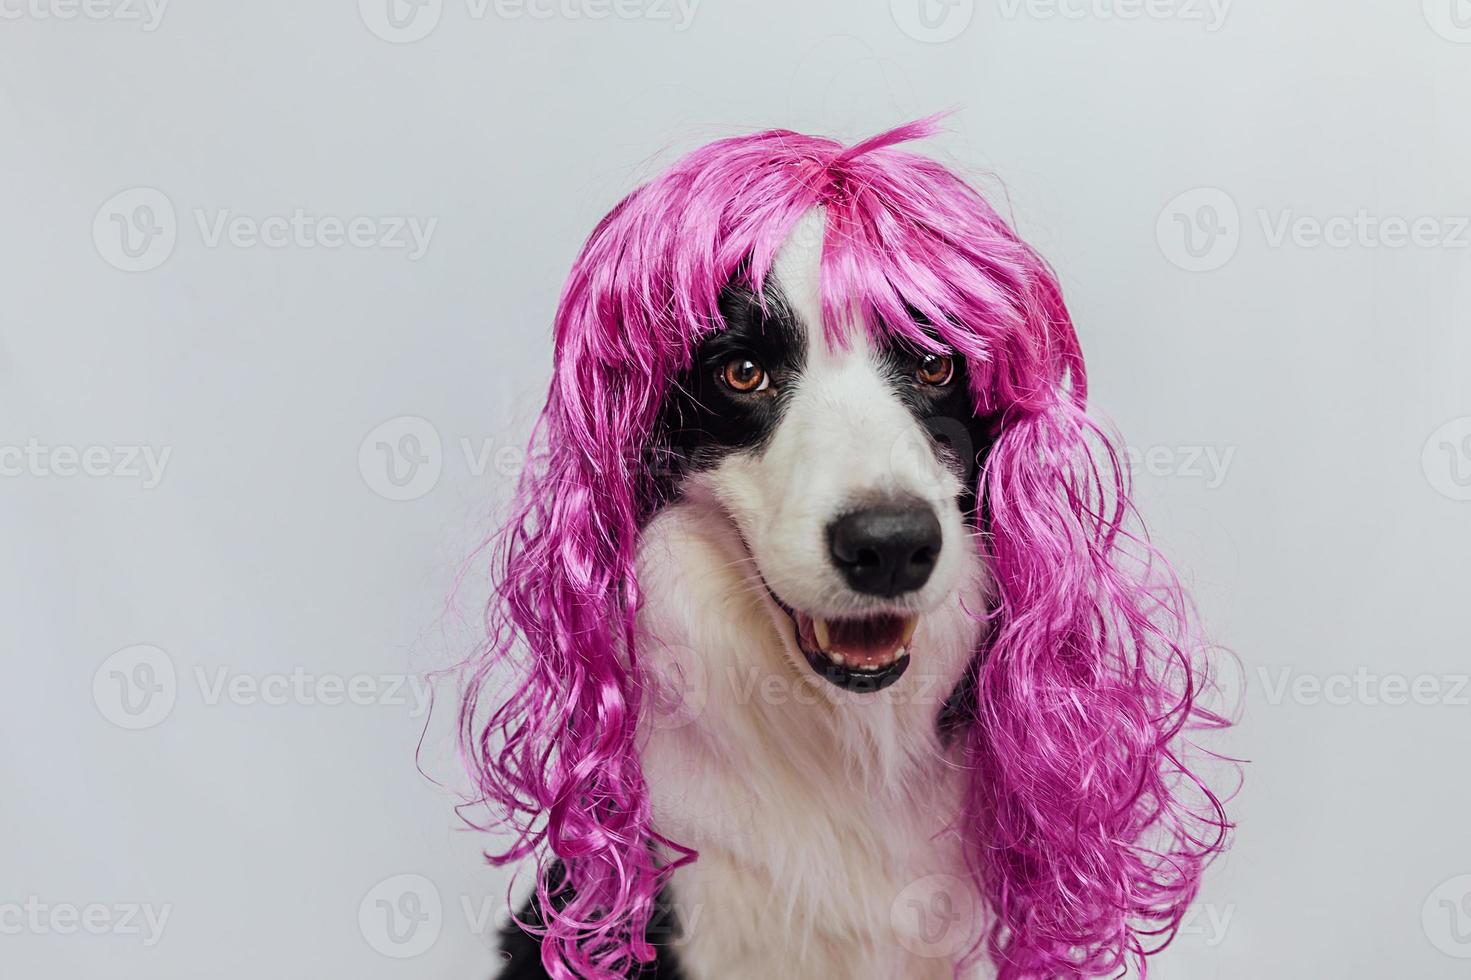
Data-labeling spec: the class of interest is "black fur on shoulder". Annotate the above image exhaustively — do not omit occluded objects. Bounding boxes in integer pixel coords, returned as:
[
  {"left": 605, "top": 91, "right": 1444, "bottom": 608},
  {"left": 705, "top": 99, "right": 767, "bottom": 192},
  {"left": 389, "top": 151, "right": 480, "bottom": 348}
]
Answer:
[{"left": 494, "top": 863, "right": 687, "bottom": 979}]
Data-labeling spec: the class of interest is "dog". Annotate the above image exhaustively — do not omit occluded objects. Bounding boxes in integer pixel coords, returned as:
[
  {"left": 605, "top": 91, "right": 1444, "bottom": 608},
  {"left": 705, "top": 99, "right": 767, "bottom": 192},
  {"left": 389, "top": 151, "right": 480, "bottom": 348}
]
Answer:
[{"left": 465, "top": 117, "right": 1231, "bottom": 980}]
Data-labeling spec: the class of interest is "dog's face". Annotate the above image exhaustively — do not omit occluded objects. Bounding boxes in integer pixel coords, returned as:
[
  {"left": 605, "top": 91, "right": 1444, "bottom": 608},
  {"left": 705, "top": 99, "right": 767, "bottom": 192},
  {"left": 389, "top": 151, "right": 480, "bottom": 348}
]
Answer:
[{"left": 659, "top": 211, "right": 991, "bottom": 695}]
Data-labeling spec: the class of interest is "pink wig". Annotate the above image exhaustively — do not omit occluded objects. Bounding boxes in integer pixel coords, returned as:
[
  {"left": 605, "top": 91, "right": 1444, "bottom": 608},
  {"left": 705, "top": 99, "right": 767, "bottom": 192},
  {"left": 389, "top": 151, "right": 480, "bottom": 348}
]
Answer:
[{"left": 461, "top": 117, "right": 1231, "bottom": 979}]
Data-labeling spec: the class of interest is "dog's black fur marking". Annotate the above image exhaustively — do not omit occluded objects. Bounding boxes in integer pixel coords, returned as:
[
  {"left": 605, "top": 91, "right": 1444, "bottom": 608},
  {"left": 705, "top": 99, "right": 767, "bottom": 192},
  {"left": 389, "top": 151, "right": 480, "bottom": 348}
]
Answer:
[
  {"left": 657, "top": 281, "right": 806, "bottom": 485},
  {"left": 876, "top": 322, "right": 998, "bottom": 523},
  {"left": 495, "top": 863, "right": 687, "bottom": 979}
]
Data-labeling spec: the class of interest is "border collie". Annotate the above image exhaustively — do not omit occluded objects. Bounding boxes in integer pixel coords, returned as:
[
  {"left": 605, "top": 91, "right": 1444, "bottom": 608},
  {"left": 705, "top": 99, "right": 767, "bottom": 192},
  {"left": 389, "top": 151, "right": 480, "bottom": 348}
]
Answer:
[{"left": 464, "top": 116, "right": 1232, "bottom": 980}]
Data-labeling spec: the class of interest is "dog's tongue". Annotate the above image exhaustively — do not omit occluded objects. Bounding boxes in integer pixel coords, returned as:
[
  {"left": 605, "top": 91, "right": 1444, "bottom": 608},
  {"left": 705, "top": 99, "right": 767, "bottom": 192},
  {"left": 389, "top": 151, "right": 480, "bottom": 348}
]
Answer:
[{"left": 826, "top": 613, "right": 907, "bottom": 666}]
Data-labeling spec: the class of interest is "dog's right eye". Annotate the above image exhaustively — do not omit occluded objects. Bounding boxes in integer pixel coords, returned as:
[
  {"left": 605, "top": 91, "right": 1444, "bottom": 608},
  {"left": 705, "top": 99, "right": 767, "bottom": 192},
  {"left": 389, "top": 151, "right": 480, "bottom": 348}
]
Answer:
[
  {"left": 916, "top": 353, "right": 955, "bottom": 387},
  {"left": 720, "top": 356, "right": 769, "bottom": 393}
]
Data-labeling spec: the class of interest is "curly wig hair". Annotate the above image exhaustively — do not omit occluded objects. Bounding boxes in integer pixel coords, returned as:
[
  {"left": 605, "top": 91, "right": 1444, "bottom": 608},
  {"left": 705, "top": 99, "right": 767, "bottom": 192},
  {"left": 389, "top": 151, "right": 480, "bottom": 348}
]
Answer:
[{"left": 460, "top": 116, "right": 1232, "bottom": 979}]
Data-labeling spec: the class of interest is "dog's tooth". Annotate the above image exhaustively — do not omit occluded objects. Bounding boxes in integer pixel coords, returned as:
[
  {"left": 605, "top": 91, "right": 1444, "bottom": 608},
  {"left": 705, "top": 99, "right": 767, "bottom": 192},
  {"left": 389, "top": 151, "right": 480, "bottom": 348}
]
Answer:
[
  {"left": 813, "top": 617, "right": 831, "bottom": 651},
  {"left": 829, "top": 652, "right": 846, "bottom": 667},
  {"left": 901, "top": 615, "right": 919, "bottom": 646}
]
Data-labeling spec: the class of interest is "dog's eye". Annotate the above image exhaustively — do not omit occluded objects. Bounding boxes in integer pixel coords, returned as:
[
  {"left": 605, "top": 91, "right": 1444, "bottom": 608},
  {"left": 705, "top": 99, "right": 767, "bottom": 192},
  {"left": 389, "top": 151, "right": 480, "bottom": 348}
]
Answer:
[
  {"left": 916, "top": 353, "right": 954, "bottom": 387},
  {"left": 721, "top": 356, "right": 769, "bottom": 393}
]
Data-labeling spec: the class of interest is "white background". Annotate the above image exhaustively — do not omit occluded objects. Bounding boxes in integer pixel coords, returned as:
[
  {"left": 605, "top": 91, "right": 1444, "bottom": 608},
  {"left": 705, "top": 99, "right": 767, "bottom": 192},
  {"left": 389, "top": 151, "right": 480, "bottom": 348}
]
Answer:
[{"left": 3, "top": 0, "right": 1470, "bottom": 977}]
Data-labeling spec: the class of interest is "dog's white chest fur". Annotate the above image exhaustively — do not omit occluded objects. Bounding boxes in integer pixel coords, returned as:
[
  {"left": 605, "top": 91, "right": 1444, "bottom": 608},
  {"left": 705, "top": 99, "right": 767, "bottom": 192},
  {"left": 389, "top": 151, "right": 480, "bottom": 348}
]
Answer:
[{"left": 635, "top": 500, "right": 993, "bottom": 980}]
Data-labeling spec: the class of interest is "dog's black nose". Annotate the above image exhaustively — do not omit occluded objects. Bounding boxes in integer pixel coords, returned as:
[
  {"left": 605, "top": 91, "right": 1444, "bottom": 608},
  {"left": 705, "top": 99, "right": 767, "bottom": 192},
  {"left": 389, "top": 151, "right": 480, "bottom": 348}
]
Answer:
[{"left": 827, "top": 502, "right": 942, "bottom": 597}]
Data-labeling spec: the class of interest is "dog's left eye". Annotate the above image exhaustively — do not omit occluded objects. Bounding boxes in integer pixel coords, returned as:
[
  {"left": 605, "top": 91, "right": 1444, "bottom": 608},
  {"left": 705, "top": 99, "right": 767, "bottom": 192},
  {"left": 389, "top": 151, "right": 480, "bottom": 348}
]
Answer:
[
  {"left": 916, "top": 353, "right": 955, "bottom": 387},
  {"left": 720, "top": 356, "right": 770, "bottom": 393}
]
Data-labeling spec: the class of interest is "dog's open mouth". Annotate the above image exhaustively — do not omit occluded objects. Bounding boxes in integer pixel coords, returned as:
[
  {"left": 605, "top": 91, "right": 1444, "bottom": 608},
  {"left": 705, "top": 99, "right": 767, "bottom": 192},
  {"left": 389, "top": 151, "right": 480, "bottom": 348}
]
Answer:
[{"left": 768, "top": 592, "right": 917, "bottom": 693}]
